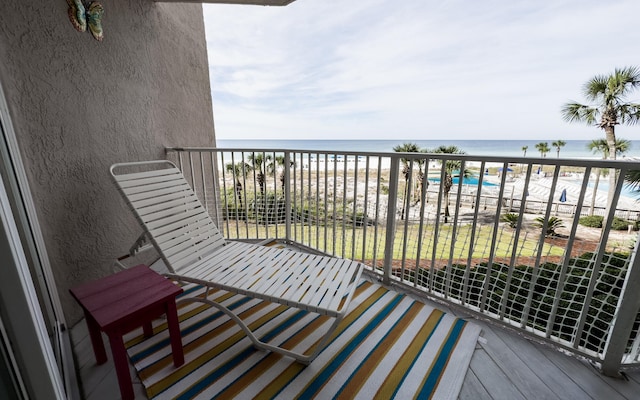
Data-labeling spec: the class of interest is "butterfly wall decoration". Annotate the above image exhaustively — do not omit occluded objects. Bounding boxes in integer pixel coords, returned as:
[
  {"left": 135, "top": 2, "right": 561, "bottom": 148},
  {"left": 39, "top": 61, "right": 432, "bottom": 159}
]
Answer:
[{"left": 67, "top": 0, "right": 104, "bottom": 41}]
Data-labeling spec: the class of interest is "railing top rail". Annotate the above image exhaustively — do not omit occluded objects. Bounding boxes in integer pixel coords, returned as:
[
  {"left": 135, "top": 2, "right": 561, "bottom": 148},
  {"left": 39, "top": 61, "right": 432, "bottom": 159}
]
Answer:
[{"left": 166, "top": 146, "right": 640, "bottom": 169}]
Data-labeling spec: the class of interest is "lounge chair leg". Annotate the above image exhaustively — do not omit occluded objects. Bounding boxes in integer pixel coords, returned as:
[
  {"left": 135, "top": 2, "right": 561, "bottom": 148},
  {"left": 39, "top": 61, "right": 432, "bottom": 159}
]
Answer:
[{"left": 177, "top": 296, "right": 340, "bottom": 365}]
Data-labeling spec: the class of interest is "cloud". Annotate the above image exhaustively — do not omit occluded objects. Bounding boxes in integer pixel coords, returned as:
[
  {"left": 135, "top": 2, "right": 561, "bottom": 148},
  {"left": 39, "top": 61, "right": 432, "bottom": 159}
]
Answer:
[{"left": 203, "top": 0, "right": 640, "bottom": 140}]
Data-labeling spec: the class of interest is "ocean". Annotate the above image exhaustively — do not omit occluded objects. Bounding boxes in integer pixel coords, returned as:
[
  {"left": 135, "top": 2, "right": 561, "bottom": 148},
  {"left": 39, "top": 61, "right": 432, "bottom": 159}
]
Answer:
[{"left": 216, "top": 139, "right": 640, "bottom": 160}]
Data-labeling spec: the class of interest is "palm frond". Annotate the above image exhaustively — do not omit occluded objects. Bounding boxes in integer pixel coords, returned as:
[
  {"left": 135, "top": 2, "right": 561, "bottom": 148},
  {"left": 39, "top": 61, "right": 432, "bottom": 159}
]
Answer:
[
  {"left": 561, "top": 102, "right": 599, "bottom": 125},
  {"left": 583, "top": 75, "right": 608, "bottom": 101},
  {"left": 618, "top": 104, "right": 640, "bottom": 125},
  {"left": 624, "top": 170, "right": 640, "bottom": 193}
]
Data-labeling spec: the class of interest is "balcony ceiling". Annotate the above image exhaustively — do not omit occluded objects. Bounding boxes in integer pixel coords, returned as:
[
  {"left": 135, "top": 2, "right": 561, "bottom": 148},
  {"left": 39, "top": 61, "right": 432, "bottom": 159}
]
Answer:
[{"left": 157, "top": 0, "right": 296, "bottom": 5}]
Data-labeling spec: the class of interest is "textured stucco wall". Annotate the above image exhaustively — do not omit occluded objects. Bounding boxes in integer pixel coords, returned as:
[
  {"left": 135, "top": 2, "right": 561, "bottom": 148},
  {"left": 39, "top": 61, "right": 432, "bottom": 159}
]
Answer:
[{"left": 0, "top": 0, "right": 216, "bottom": 324}]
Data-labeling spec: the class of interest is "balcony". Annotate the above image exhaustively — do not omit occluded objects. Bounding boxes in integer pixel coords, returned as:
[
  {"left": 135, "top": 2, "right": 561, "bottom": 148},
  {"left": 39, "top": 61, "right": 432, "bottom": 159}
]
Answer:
[{"left": 71, "top": 147, "right": 640, "bottom": 399}]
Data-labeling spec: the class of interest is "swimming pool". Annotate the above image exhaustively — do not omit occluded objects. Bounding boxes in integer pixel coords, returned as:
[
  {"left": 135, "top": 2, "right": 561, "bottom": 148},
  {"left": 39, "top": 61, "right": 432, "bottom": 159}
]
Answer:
[
  {"left": 580, "top": 180, "right": 639, "bottom": 199},
  {"left": 428, "top": 176, "right": 498, "bottom": 187}
]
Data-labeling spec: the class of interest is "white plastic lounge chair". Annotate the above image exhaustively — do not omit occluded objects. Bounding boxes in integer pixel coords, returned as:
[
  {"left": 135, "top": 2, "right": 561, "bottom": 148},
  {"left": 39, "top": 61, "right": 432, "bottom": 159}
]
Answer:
[{"left": 110, "top": 160, "right": 364, "bottom": 364}]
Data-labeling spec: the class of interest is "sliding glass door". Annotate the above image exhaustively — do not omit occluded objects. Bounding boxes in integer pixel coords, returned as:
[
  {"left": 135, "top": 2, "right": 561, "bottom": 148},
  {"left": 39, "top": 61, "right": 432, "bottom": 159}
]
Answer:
[{"left": 0, "top": 78, "right": 74, "bottom": 398}]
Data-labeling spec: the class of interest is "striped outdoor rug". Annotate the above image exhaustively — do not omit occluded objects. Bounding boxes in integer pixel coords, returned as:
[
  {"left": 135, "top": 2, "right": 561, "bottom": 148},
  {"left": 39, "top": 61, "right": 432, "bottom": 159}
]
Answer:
[{"left": 124, "top": 280, "right": 481, "bottom": 399}]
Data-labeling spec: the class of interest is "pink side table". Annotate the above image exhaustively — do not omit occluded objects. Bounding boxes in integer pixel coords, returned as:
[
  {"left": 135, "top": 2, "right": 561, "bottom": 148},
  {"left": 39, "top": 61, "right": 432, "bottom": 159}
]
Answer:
[{"left": 70, "top": 264, "right": 184, "bottom": 400}]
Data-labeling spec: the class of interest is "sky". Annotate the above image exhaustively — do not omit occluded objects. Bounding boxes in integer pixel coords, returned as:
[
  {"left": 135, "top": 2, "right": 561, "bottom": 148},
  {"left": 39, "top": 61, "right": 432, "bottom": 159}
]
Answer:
[{"left": 202, "top": 0, "right": 640, "bottom": 141}]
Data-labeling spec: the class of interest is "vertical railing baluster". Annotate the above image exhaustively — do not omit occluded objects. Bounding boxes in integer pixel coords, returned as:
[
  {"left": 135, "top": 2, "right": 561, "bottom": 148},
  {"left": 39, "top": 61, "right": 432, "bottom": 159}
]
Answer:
[
  {"left": 479, "top": 157, "right": 508, "bottom": 314},
  {"left": 362, "top": 156, "right": 370, "bottom": 264},
  {"left": 352, "top": 155, "right": 359, "bottom": 260},
  {"left": 177, "top": 151, "right": 184, "bottom": 172},
  {"left": 293, "top": 152, "right": 298, "bottom": 242},
  {"left": 199, "top": 152, "right": 207, "bottom": 211},
  {"left": 188, "top": 151, "right": 196, "bottom": 196},
  {"left": 231, "top": 152, "right": 239, "bottom": 239},
  {"left": 400, "top": 159, "right": 414, "bottom": 283},
  {"left": 341, "top": 155, "right": 348, "bottom": 259},
  {"left": 429, "top": 157, "right": 445, "bottom": 293},
  {"left": 229, "top": 152, "right": 240, "bottom": 239},
  {"left": 296, "top": 152, "right": 307, "bottom": 243},
  {"left": 373, "top": 157, "right": 382, "bottom": 271},
  {"left": 332, "top": 156, "right": 338, "bottom": 256},
  {"left": 323, "top": 153, "right": 328, "bottom": 253},
  {"left": 273, "top": 151, "right": 279, "bottom": 239},
  {"left": 383, "top": 156, "right": 400, "bottom": 285},
  {"left": 240, "top": 152, "right": 249, "bottom": 239},
  {"left": 316, "top": 152, "right": 320, "bottom": 250},
  {"left": 308, "top": 152, "right": 312, "bottom": 247},
  {"left": 284, "top": 152, "right": 291, "bottom": 243},
  {"left": 210, "top": 152, "right": 222, "bottom": 229},
  {"left": 414, "top": 155, "right": 429, "bottom": 288},
  {"left": 445, "top": 159, "right": 466, "bottom": 299},
  {"left": 462, "top": 161, "right": 486, "bottom": 305},
  {"left": 220, "top": 151, "right": 231, "bottom": 238}
]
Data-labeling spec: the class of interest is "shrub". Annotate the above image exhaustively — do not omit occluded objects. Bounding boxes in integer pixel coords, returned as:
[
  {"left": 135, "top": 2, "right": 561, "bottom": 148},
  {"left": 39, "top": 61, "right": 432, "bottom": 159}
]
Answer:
[
  {"left": 348, "top": 210, "right": 375, "bottom": 227},
  {"left": 534, "top": 216, "right": 565, "bottom": 236},
  {"left": 579, "top": 215, "right": 638, "bottom": 231},
  {"left": 611, "top": 217, "right": 636, "bottom": 231},
  {"left": 579, "top": 215, "right": 603, "bottom": 228},
  {"left": 500, "top": 213, "right": 519, "bottom": 228}
]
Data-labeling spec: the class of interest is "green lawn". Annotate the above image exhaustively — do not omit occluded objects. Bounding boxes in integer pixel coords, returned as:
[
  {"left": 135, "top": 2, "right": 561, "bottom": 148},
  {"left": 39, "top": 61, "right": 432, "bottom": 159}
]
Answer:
[{"left": 221, "top": 219, "right": 564, "bottom": 262}]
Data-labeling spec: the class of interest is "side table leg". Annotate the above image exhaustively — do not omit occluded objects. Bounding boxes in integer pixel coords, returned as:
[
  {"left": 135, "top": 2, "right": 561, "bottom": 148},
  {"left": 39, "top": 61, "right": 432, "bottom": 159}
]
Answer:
[
  {"left": 107, "top": 332, "right": 134, "bottom": 400},
  {"left": 143, "top": 321, "right": 154, "bottom": 338},
  {"left": 85, "top": 311, "right": 107, "bottom": 364},
  {"left": 165, "top": 300, "right": 184, "bottom": 367}
]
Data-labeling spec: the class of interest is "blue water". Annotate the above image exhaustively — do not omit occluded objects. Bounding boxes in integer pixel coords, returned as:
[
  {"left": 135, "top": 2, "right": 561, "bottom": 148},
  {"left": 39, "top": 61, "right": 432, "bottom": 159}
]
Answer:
[
  {"left": 428, "top": 176, "right": 498, "bottom": 187},
  {"left": 217, "top": 139, "right": 640, "bottom": 159},
  {"left": 582, "top": 181, "right": 640, "bottom": 199}
]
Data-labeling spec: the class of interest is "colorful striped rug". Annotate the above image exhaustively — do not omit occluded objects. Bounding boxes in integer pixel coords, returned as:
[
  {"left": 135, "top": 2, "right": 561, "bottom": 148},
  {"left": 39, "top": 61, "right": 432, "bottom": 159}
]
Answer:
[{"left": 124, "top": 279, "right": 481, "bottom": 399}]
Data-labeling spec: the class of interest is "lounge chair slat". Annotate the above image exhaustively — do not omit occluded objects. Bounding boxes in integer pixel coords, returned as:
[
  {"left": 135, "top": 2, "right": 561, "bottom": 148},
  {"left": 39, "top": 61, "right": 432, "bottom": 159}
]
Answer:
[
  {"left": 113, "top": 167, "right": 181, "bottom": 183},
  {"left": 135, "top": 195, "right": 201, "bottom": 217},
  {"left": 121, "top": 177, "right": 190, "bottom": 197},
  {"left": 146, "top": 210, "right": 212, "bottom": 234},
  {"left": 132, "top": 191, "right": 200, "bottom": 211},
  {"left": 125, "top": 184, "right": 192, "bottom": 203},
  {"left": 154, "top": 219, "right": 221, "bottom": 248},
  {"left": 116, "top": 171, "right": 184, "bottom": 189},
  {"left": 247, "top": 251, "right": 306, "bottom": 298},
  {"left": 141, "top": 204, "right": 205, "bottom": 228}
]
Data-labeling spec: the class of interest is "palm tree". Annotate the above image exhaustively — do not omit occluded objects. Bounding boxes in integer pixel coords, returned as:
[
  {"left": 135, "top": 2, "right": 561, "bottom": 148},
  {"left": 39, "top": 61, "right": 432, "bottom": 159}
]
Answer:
[
  {"left": 587, "top": 138, "right": 630, "bottom": 215},
  {"left": 274, "top": 155, "right": 294, "bottom": 192},
  {"left": 225, "top": 161, "right": 248, "bottom": 209},
  {"left": 247, "top": 153, "right": 274, "bottom": 197},
  {"left": 414, "top": 148, "right": 431, "bottom": 205},
  {"left": 432, "top": 145, "right": 467, "bottom": 223},
  {"left": 562, "top": 66, "right": 640, "bottom": 202},
  {"left": 535, "top": 142, "right": 550, "bottom": 157},
  {"left": 520, "top": 145, "right": 529, "bottom": 175},
  {"left": 552, "top": 140, "right": 566, "bottom": 158},
  {"left": 393, "top": 142, "right": 421, "bottom": 220}
]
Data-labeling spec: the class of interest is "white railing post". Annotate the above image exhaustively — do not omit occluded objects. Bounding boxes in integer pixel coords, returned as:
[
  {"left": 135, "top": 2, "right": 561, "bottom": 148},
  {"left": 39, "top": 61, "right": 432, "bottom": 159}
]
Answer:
[
  {"left": 284, "top": 152, "right": 292, "bottom": 243},
  {"left": 382, "top": 156, "right": 400, "bottom": 284},
  {"left": 601, "top": 228, "right": 640, "bottom": 376}
]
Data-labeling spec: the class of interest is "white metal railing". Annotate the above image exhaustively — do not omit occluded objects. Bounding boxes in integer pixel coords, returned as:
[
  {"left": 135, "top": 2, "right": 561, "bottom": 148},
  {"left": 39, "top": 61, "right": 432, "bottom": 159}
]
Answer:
[{"left": 166, "top": 146, "right": 640, "bottom": 376}]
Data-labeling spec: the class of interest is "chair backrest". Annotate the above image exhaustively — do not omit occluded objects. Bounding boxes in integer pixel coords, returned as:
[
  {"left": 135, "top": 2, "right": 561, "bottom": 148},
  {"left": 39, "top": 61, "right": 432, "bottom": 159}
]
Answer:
[{"left": 111, "top": 161, "right": 226, "bottom": 273}]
